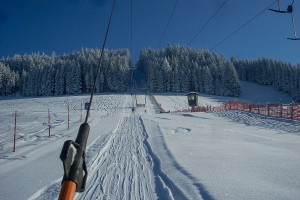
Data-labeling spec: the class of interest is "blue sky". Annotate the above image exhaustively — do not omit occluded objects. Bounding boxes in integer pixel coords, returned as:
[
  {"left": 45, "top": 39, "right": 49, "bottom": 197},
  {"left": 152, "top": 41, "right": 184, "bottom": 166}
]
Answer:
[{"left": 0, "top": 0, "right": 299, "bottom": 64}]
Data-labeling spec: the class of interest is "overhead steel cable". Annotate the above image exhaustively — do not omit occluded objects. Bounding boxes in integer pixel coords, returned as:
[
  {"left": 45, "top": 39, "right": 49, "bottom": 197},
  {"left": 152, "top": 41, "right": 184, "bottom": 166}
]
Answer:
[
  {"left": 85, "top": 0, "right": 117, "bottom": 123},
  {"left": 131, "top": 0, "right": 135, "bottom": 92},
  {"left": 187, "top": 0, "right": 228, "bottom": 46},
  {"left": 211, "top": 0, "right": 277, "bottom": 50},
  {"left": 58, "top": 1, "right": 118, "bottom": 199},
  {"left": 158, "top": 0, "right": 179, "bottom": 47},
  {"left": 58, "top": 0, "right": 116, "bottom": 200},
  {"left": 131, "top": 0, "right": 133, "bottom": 60}
]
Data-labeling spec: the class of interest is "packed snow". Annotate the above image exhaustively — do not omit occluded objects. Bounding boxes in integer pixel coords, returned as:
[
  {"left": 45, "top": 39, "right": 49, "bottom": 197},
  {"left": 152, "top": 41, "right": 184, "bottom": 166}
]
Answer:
[{"left": 0, "top": 82, "right": 300, "bottom": 200}]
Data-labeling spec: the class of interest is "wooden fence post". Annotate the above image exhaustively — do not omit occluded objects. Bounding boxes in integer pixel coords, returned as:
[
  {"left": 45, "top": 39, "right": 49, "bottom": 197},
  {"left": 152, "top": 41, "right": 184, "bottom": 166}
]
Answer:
[
  {"left": 291, "top": 103, "right": 294, "bottom": 119},
  {"left": 48, "top": 108, "right": 51, "bottom": 137},
  {"left": 13, "top": 111, "right": 17, "bottom": 152},
  {"left": 80, "top": 102, "right": 82, "bottom": 122},
  {"left": 68, "top": 105, "right": 70, "bottom": 130}
]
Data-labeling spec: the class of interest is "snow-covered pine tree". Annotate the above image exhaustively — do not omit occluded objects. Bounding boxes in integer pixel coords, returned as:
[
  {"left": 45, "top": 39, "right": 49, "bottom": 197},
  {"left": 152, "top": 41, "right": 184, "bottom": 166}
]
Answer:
[
  {"left": 65, "top": 60, "right": 81, "bottom": 95},
  {"left": 172, "top": 66, "right": 180, "bottom": 92},
  {"left": 203, "top": 66, "right": 214, "bottom": 94},
  {"left": 162, "top": 57, "right": 172, "bottom": 91},
  {"left": 0, "top": 62, "right": 18, "bottom": 95},
  {"left": 221, "top": 60, "right": 241, "bottom": 97},
  {"left": 54, "top": 60, "right": 65, "bottom": 96},
  {"left": 191, "top": 62, "right": 199, "bottom": 92},
  {"left": 106, "top": 56, "right": 116, "bottom": 92},
  {"left": 40, "top": 64, "right": 54, "bottom": 96},
  {"left": 195, "top": 66, "right": 204, "bottom": 93},
  {"left": 180, "top": 68, "right": 189, "bottom": 92},
  {"left": 290, "top": 66, "right": 300, "bottom": 100}
]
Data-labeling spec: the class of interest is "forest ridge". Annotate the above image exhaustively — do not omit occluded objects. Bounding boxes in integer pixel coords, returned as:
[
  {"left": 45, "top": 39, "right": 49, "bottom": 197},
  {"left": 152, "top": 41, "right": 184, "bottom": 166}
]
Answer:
[{"left": 0, "top": 45, "right": 299, "bottom": 101}]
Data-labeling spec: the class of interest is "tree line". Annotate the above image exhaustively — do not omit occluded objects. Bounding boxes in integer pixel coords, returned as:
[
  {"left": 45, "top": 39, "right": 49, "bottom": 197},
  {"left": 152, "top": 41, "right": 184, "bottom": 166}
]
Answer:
[
  {"left": 137, "top": 44, "right": 241, "bottom": 97},
  {"left": 0, "top": 48, "right": 131, "bottom": 96},
  {"left": 231, "top": 56, "right": 300, "bottom": 101},
  {"left": 1, "top": 45, "right": 299, "bottom": 101}
]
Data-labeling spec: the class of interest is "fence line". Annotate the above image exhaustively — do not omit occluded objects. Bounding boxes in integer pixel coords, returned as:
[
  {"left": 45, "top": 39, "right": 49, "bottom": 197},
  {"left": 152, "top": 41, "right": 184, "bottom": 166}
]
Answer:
[
  {"left": 4, "top": 101, "right": 121, "bottom": 153},
  {"left": 10, "top": 104, "right": 84, "bottom": 152},
  {"left": 152, "top": 95, "right": 300, "bottom": 120},
  {"left": 223, "top": 100, "right": 300, "bottom": 120}
]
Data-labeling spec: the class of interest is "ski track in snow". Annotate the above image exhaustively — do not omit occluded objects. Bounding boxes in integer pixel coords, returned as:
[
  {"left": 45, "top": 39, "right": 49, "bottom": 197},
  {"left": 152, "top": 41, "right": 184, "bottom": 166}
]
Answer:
[
  {"left": 77, "top": 95, "right": 185, "bottom": 200},
  {"left": 0, "top": 95, "right": 124, "bottom": 200},
  {"left": 143, "top": 118, "right": 213, "bottom": 200},
  {"left": 28, "top": 180, "right": 61, "bottom": 200},
  {"left": 28, "top": 95, "right": 180, "bottom": 200},
  {"left": 77, "top": 113, "right": 156, "bottom": 200},
  {"left": 30, "top": 95, "right": 203, "bottom": 200}
]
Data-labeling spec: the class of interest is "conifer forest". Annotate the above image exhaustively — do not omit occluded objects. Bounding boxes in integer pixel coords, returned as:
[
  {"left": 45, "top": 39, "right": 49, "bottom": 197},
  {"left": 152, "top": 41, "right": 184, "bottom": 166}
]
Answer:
[{"left": 0, "top": 45, "right": 299, "bottom": 101}]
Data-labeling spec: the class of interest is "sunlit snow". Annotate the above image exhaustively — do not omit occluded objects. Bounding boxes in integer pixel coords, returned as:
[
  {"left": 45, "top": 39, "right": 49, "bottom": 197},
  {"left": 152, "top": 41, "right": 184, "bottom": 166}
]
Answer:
[{"left": 0, "top": 82, "right": 299, "bottom": 200}]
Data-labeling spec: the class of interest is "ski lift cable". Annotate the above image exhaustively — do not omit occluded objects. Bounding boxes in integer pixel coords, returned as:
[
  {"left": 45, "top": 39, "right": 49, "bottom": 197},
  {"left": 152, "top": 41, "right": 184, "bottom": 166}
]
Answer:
[
  {"left": 187, "top": 0, "right": 228, "bottom": 46},
  {"left": 57, "top": 1, "right": 117, "bottom": 199},
  {"left": 131, "top": 0, "right": 133, "bottom": 61},
  {"left": 85, "top": 0, "right": 117, "bottom": 123},
  {"left": 158, "top": 0, "right": 179, "bottom": 47},
  {"left": 130, "top": 0, "right": 134, "bottom": 91},
  {"left": 211, "top": 0, "right": 277, "bottom": 50}
]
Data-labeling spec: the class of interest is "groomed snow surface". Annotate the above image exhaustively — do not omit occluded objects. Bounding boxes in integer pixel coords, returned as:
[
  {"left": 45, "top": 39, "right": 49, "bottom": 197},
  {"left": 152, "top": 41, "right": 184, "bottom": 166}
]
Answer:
[{"left": 0, "top": 81, "right": 300, "bottom": 200}]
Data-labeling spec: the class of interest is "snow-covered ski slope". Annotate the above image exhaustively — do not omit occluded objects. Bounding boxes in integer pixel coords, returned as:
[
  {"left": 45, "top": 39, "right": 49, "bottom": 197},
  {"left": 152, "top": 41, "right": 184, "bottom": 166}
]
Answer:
[
  {"left": 154, "top": 81, "right": 294, "bottom": 112},
  {"left": 0, "top": 81, "right": 300, "bottom": 200}
]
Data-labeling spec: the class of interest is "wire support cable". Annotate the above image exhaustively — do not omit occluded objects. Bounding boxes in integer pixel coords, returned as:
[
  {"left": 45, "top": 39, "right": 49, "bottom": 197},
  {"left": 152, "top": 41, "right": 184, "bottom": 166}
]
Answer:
[
  {"left": 158, "top": 0, "right": 179, "bottom": 47},
  {"left": 130, "top": 0, "right": 133, "bottom": 59},
  {"left": 187, "top": 0, "right": 228, "bottom": 46},
  {"left": 211, "top": 0, "right": 277, "bottom": 50},
  {"left": 85, "top": 0, "right": 117, "bottom": 123}
]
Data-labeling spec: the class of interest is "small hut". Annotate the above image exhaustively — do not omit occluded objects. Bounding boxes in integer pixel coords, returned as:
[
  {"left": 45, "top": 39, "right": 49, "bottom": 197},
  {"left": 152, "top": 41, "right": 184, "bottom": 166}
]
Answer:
[{"left": 187, "top": 92, "right": 198, "bottom": 107}]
